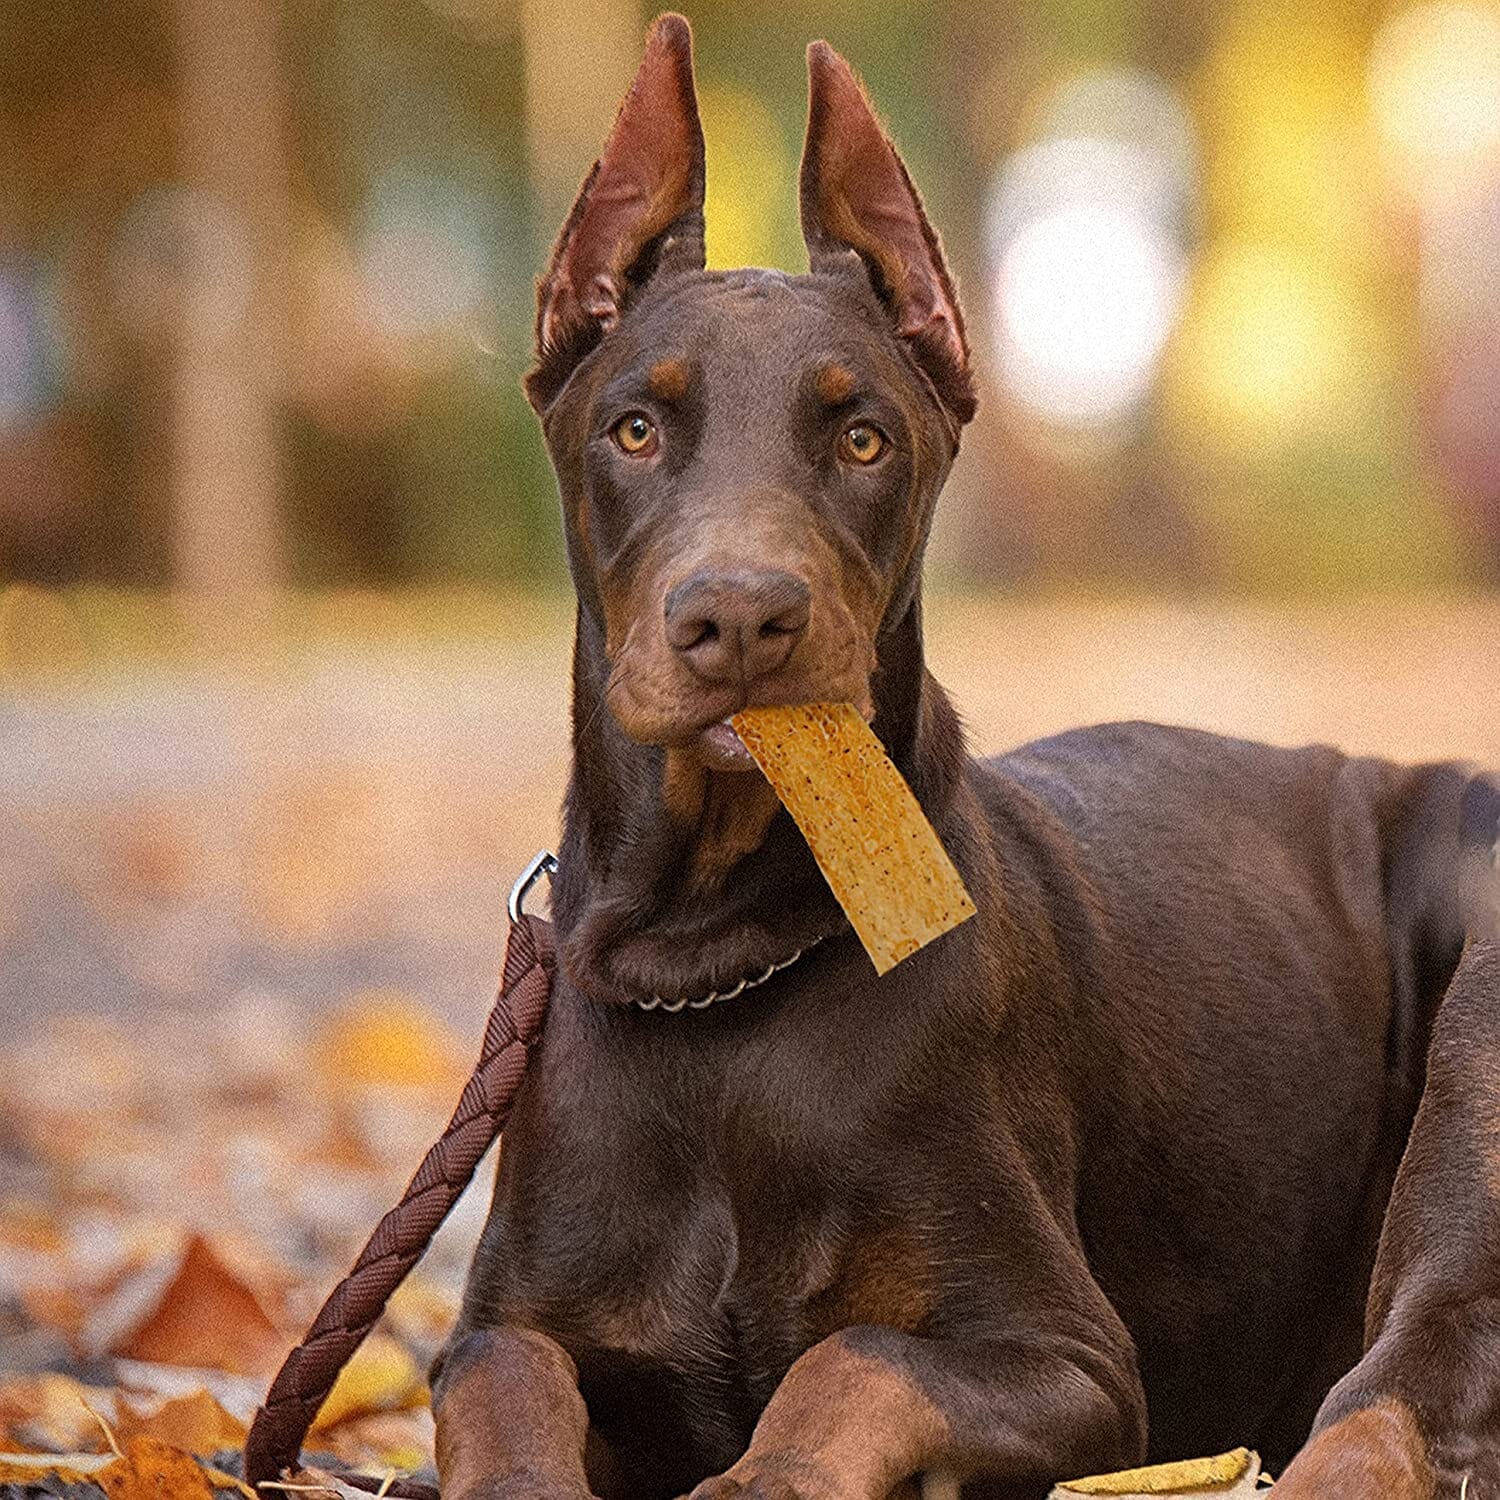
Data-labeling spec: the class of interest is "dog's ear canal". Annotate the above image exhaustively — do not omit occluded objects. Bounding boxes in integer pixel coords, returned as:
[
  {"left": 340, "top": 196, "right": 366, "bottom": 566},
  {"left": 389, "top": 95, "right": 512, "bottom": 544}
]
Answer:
[
  {"left": 526, "top": 13, "right": 706, "bottom": 410},
  {"left": 800, "top": 42, "right": 976, "bottom": 427}
]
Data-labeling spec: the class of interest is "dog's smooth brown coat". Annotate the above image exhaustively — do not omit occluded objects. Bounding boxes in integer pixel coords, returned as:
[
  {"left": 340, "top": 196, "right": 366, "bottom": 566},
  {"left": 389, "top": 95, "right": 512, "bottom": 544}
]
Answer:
[{"left": 433, "top": 18, "right": 1500, "bottom": 1499}]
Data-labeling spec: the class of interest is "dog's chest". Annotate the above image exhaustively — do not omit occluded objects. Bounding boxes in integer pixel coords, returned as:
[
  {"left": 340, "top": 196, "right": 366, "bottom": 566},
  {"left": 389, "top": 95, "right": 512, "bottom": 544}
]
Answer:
[
  {"left": 492, "top": 1020, "right": 942, "bottom": 1483},
  {"left": 564, "top": 1180, "right": 934, "bottom": 1483}
]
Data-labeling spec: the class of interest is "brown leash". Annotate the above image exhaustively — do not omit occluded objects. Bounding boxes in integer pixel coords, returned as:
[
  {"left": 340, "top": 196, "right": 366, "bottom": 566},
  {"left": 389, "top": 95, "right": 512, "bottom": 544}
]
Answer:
[{"left": 244, "top": 855, "right": 558, "bottom": 1500}]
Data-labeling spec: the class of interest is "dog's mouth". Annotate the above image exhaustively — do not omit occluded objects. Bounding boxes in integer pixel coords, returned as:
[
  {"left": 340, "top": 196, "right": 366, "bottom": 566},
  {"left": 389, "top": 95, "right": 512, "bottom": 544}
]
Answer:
[
  {"left": 694, "top": 718, "right": 758, "bottom": 772},
  {"left": 686, "top": 697, "right": 877, "bottom": 774}
]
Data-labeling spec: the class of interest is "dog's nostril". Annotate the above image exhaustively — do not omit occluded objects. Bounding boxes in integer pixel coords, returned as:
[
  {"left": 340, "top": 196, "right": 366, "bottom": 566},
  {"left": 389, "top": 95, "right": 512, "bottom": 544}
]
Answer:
[{"left": 665, "top": 569, "right": 811, "bottom": 679}]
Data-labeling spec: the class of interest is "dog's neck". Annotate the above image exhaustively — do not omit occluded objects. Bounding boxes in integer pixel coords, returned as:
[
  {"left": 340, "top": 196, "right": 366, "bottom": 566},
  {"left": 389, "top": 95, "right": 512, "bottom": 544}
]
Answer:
[{"left": 550, "top": 592, "right": 969, "bottom": 1004}]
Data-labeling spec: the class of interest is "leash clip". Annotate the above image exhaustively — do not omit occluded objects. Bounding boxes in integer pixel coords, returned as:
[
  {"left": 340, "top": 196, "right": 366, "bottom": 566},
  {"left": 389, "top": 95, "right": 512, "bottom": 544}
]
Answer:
[{"left": 508, "top": 849, "right": 558, "bottom": 923}]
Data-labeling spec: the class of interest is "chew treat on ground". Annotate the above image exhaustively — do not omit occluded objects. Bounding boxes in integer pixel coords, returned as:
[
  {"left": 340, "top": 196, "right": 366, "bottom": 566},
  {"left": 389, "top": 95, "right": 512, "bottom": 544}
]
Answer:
[
  {"left": 1051, "top": 1448, "right": 1261, "bottom": 1497},
  {"left": 730, "top": 702, "right": 976, "bottom": 974}
]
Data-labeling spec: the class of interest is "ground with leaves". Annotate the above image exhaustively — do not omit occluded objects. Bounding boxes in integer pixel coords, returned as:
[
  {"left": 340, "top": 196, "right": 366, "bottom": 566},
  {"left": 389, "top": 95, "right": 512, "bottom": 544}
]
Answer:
[{"left": 3, "top": 592, "right": 1498, "bottom": 1498}]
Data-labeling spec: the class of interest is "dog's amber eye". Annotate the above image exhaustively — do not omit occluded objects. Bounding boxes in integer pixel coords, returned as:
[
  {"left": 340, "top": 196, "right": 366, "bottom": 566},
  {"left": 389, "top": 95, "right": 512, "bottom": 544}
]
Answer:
[
  {"left": 613, "top": 414, "right": 657, "bottom": 455},
  {"left": 839, "top": 424, "right": 884, "bottom": 464}
]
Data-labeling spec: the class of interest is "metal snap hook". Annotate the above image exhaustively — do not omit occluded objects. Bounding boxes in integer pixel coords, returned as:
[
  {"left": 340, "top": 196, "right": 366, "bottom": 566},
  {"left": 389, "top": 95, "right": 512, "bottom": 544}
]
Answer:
[{"left": 508, "top": 850, "right": 558, "bottom": 923}]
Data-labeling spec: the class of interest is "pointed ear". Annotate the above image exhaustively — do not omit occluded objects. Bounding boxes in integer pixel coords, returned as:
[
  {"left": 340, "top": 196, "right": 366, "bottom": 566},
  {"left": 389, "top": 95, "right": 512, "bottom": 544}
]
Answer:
[
  {"left": 527, "top": 13, "right": 705, "bottom": 410},
  {"left": 800, "top": 42, "right": 975, "bottom": 426}
]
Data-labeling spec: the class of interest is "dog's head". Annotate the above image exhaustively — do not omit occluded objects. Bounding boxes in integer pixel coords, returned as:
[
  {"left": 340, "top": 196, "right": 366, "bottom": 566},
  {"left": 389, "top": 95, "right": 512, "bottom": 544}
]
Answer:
[{"left": 527, "top": 14, "right": 975, "bottom": 778}]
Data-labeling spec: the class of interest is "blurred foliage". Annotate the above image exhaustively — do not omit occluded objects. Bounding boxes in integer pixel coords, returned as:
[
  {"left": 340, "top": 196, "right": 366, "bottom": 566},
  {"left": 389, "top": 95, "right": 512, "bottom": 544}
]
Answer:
[{"left": 0, "top": 0, "right": 1498, "bottom": 596}]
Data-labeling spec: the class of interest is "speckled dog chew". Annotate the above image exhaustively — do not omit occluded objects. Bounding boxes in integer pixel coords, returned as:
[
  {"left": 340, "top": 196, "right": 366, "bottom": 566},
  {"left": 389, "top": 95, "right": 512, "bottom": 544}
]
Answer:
[{"left": 731, "top": 703, "right": 976, "bottom": 974}]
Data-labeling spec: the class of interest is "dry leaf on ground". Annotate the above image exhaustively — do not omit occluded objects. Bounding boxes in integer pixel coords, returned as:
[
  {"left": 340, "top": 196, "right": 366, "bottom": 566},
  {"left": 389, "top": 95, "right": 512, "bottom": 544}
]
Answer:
[
  {"left": 114, "top": 1392, "right": 246, "bottom": 1458},
  {"left": 96, "top": 1439, "right": 216, "bottom": 1500},
  {"left": 0, "top": 1452, "right": 113, "bottom": 1486},
  {"left": 1051, "top": 1447, "right": 1263, "bottom": 1496},
  {"left": 107, "top": 1237, "right": 286, "bottom": 1378},
  {"left": 311, "top": 1334, "right": 423, "bottom": 1432},
  {"left": 0, "top": 1376, "right": 119, "bottom": 1453}
]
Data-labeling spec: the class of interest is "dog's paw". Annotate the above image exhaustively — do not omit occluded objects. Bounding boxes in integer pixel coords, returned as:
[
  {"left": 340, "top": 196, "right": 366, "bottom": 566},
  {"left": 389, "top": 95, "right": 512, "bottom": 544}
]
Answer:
[{"left": 683, "top": 1455, "right": 844, "bottom": 1500}]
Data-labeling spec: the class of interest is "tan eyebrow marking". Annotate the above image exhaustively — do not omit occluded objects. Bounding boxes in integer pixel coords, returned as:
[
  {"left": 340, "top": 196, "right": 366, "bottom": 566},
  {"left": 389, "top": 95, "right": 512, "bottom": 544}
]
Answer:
[
  {"left": 814, "top": 363, "right": 856, "bottom": 405},
  {"left": 647, "top": 358, "right": 690, "bottom": 401}
]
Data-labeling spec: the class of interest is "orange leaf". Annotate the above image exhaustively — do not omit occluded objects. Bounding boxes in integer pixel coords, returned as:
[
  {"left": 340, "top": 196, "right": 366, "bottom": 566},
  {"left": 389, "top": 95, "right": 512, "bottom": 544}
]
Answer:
[
  {"left": 116, "top": 1390, "right": 248, "bottom": 1457},
  {"left": 316, "top": 995, "right": 463, "bottom": 1089},
  {"left": 111, "top": 1235, "right": 287, "bottom": 1377},
  {"left": 96, "top": 1438, "right": 216, "bottom": 1500}
]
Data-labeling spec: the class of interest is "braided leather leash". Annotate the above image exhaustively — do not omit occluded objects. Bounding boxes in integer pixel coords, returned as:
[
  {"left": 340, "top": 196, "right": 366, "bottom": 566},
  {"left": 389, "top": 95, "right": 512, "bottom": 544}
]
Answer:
[{"left": 243, "top": 855, "right": 558, "bottom": 1500}]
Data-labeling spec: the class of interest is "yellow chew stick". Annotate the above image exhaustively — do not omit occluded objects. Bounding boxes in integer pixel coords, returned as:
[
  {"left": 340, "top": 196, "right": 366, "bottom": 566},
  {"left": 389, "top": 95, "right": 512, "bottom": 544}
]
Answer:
[{"left": 730, "top": 703, "right": 976, "bottom": 975}]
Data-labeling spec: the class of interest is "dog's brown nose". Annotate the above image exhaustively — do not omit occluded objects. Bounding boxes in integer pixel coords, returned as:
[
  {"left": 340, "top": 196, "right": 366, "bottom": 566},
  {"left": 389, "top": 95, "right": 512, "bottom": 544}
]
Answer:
[{"left": 664, "top": 569, "right": 811, "bottom": 684}]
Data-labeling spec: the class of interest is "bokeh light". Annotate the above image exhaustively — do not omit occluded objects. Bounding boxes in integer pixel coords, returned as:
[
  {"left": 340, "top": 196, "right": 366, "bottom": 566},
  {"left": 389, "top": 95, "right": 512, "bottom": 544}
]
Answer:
[
  {"left": 1197, "top": 15, "right": 1378, "bottom": 258},
  {"left": 985, "top": 70, "right": 1193, "bottom": 438},
  {"left": 994, "top": 203, "right": 1185, "bottom": 427},
  {"left": 3, "top": 1, "right": 1500, "bottom": 593},
  {"left": 1369, "top": 2, "right": 1500, "bottom": 193},
  {"left": 1163, "top": 237, "right": 1404, "bottom": 465}
]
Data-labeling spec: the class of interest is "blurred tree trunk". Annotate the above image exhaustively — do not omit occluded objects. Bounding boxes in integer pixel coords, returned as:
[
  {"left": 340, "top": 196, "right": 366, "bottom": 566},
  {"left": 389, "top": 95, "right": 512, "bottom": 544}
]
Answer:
[
  {"left": 173, "top": 0, "right": 289, "bottom": 629},
  {"left": 519, "top": 0, "right": 643, "bottom": 234}
]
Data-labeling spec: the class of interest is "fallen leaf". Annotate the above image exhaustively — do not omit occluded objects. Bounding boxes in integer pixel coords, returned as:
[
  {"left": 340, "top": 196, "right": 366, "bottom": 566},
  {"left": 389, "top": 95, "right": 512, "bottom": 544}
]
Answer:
[
  {"left": 0, "top": 1205, "right": 67, "bottom": 1255},
  {"left": 19, "top": 1284, "right": 91, "bottom": 1342},
  {"left": 316, "top": 996, "right": 463, "bottom": 1090},
  {"left": 201, "top": 1466, "right": 257, "bottom": 1498},
  {"left": 313, "top": 1407, "right": 434, "bottom": 1472},
  {"left": 115, "top": 1391, "right": 247, "bottom": 1457},
  {"left": 382, "top": 1279, "right": 458, "bottom": 1345},
  {"left": 311, "top": 1333, "right": 423, "bottom": 1431},
  {"left": 0, "top": 1450, "right": 113, "bottom": 1485},
  {"left": 113, "top": 1363, "right": 264, "bottom": 1429},
  {"left": 0, "top": 1374, "right": 119, "bottom": 1452},
  {"left": 279, "top": 1464, "right": 382, "bottom": 1500},
  {"left": 1052, "top": 1447, "right": 1261, "bottom": 1497},
  {"left": 110, "top": 1235, "right": 287, "bottom": 1378},
  {"left": 96, "top": 1438, "right": 215, "bottom": 1500}
]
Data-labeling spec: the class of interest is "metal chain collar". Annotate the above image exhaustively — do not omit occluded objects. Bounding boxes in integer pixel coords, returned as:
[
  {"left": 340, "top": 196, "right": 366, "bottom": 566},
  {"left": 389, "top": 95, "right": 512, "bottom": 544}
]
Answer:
[{"left": 509, "top": 850, "right": 825, "bottom": 1016}]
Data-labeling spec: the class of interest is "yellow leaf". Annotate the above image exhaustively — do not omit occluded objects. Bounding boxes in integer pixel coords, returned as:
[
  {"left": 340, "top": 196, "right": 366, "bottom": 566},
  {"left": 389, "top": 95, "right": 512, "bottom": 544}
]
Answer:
[
  {"left": 0, "top": 1450, "right": 113, "bottom": 1485},
  {"left": 317, "top": 996, "right": 462, "bottom": 1088},
  {"left": 311, "top": 1333, "right": 424, "bottom": 1431},
  {"left": 1057, "top": 1448, "right": 1255, "bottom": 1495}
]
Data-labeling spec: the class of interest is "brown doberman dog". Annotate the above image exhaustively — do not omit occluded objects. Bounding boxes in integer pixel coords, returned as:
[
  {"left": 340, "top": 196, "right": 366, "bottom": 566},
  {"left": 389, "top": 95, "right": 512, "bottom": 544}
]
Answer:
[{"left": 432, "top": 17, "right": 1500, "bottom": 1499}]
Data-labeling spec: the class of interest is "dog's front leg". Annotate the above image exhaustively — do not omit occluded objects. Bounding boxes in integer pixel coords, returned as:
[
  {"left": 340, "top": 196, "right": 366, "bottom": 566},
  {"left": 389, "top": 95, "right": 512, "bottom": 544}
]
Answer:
[
  {"left": 1274, "top": 937, "right": 1500, "bottom": 1498},
  {"left": 685, "top": 1323, "right": 1146, "bottom": 1500},
  {"left": 434, "top": 1327, "right": 596, "bottom": 1500}
]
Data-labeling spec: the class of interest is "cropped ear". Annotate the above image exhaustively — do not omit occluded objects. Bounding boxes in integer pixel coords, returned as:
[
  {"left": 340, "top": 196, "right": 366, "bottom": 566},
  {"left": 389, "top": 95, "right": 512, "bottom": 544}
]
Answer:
[
  {"left": 800, "top": 42, "right": 976, "bottom": 426},
  {"left": 526, "top": 13, "right": 706, "bottom": 411}
]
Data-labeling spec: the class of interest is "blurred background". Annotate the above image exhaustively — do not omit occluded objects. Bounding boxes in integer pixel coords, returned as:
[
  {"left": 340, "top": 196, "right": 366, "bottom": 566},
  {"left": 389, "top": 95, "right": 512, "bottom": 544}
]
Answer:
[
  {"left": 4, "top": 0, "right": 1500, "bottom": 597},
  {"left": 7, "top": 0, "right": 1500, "bottom": 1020},
  {"left": 3, "top": 0, "right": 1500, "bottom": 1450}
]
